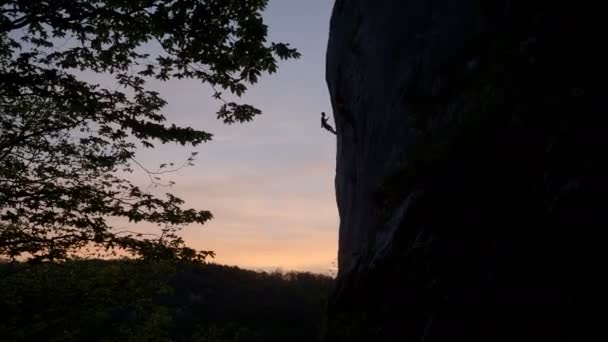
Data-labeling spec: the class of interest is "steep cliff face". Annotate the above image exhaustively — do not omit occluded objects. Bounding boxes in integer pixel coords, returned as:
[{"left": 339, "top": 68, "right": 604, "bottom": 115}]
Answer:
[{"left": 326, "top": 1, "right": 602, "bottom": 340}]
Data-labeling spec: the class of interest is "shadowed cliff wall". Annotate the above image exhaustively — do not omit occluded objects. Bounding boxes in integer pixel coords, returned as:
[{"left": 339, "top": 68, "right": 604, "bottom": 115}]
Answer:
[{"left": 326, "top": 1, "right": 602, "bottom": 340}]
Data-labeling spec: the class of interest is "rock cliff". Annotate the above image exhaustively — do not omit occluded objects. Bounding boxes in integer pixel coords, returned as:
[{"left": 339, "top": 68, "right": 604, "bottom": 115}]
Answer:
[{"left": 326, "top": 1, "right": 602, "bottom": 340}]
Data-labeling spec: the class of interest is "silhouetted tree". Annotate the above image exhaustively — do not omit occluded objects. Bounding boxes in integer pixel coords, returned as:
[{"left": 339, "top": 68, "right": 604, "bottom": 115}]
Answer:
[{"left": 0, "top": 0, "right": 300, "bottom": 262}]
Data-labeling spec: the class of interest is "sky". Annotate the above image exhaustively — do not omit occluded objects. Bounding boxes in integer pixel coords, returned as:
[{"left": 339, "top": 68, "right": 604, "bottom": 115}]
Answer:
[{"left": 124, "top": 0, "right": 338, "bottom": 274}]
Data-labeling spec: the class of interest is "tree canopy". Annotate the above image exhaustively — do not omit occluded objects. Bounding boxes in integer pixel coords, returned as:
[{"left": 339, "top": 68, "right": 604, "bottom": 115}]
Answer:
[{"left": 0, "top": 0, "right": 300, "bottom": 263}]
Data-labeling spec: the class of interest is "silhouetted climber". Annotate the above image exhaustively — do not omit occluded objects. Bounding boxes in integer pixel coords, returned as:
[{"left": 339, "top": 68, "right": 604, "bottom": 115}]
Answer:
[{"left": 321, "top": 112, "right": 337, "bottom": 135}]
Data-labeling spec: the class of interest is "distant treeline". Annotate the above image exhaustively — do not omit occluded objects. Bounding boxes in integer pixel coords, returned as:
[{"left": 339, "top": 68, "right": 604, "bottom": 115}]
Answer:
[{"left": 0, "top": 260, "right": 334, "bottom": 341}]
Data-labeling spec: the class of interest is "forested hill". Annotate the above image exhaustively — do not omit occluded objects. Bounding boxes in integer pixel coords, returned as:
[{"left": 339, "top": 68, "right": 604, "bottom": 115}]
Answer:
[{"left": 0, "top": 260, "right": 334, "bottom": 341}]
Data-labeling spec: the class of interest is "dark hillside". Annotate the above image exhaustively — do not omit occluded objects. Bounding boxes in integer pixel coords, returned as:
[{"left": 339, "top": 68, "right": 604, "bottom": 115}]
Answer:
[{"left": 0, "top": 261, "right": 334, "bottom": 342}]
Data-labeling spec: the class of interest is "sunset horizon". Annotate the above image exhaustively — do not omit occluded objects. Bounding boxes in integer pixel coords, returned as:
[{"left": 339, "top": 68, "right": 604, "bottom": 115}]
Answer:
[{"left": 119, "top": 0, "right": 338, "bottom": 274}]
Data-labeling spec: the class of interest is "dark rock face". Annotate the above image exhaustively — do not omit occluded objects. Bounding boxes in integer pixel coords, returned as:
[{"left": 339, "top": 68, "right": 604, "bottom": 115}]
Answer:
[{"left": 326, "top": 1, "right": 602, "bottom": 340}]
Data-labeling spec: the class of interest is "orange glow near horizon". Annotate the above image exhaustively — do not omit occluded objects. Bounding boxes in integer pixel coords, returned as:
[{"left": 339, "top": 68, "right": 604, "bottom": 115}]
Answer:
[
  {"left": 90, "top": 0, "right": 339, "bottom": 276},
  {"left": 117, "top": 154, "right": 339, "bottom": 275},
  {"left": 192, "top": 230, "right": 337, "bottom": 274}
]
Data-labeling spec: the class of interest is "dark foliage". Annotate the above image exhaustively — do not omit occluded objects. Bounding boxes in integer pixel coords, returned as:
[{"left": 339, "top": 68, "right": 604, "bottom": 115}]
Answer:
[
  {"left": 0, "top": 260, "right": 334, "bottom": 341},
  {"left": 0, "top": 0, "right": 300, "bottom": 262}
]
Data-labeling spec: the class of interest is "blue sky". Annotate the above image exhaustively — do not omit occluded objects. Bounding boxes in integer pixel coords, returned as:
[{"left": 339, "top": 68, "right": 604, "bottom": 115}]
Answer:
[{"left": 127, "top": 0, "right": 338, "bottom": 273}]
